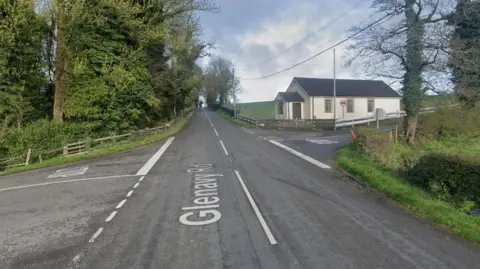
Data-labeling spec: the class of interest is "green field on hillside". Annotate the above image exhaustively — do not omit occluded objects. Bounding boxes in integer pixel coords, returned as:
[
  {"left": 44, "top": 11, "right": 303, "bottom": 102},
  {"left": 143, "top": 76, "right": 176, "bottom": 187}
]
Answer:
[
  {"left": 228, "top": 95, "right": 455, "bottom": 119},
  {"left": 226, "top": 101, "right": 275, "bottom": 119}
]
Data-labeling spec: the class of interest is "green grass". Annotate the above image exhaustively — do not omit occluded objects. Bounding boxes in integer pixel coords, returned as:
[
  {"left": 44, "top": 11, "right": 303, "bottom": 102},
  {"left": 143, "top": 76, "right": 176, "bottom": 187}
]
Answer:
[
  {"left": 0, "top": 113, "right": 193, "bottom": 176},
  {"left": 336, "top": 144, "right": 480, "bottom": 243},
  {"left": 225, "top": 101, "right": 275, "bottom": 119},
  {"left": 216, "top": 110, "right": 254, "bottom": 128}
]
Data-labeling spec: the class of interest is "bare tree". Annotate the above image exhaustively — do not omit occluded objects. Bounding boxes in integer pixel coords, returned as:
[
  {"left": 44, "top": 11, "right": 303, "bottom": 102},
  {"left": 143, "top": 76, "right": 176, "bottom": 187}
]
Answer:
[{"left": 346, "top": 0, "right": 453, "bottom": 143}]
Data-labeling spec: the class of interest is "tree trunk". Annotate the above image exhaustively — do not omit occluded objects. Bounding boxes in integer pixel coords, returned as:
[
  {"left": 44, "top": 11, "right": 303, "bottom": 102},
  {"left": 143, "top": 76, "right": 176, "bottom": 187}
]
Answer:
[
  {"left": 403, "top": 0, "right": 425, "bottom": 142},
  {"left": 53, "top": 3, "right": 68, "bottom": 122},
  {"left": 403, "top": 114, "right": 418, "bottom": 144}
]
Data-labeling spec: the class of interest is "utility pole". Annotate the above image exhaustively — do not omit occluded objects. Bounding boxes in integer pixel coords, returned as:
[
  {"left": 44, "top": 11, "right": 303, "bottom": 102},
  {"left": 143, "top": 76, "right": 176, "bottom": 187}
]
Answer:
[
  {"left": 333, "top": 48, "right": 337, "bottom": 130},
  {"left": 232, "top": 68, "right": 237, "bottom": 119}
]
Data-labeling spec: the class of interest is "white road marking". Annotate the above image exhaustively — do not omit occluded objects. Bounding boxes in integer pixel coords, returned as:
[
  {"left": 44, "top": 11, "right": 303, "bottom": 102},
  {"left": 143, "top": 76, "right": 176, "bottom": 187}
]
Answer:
[
  {"left": 234, "top": 170, "right": 278, "bottom": 245},
  {"left": 116, "top": 199, "right": 127, "bottom": 209},
  {"left": 219, "top": 140, "right": 229, "bottom": 156},
  {"left": 0, "top": 174, "right": 138, "bottom": 193},
  {"left": 136, "top": 137, "right": 175, "bottom": 176},
  {"left": 241, "top": 127, "right": 255, "bottom": 135},
  {"left": 48, "top": 166, "right": 89, "bottom": 178},
  {"left": 105, "top": 211, "right": 117, "bottom": 222},
  {"left": 269, "top": 140, "right": 332, "bottom": 169},
  {"left": 138, "top": 176, "right": 145, "bottom": 182},
  {"left": 126, "top": 190, "right": 134, "bottom": 197},
  {"left": 89, "top": 227, "right": 104, "bottom": 243},
  {"left": 213, "top": 128, "right": 219, "bottom": 136},
  {"left": 72, "top": 254, "right": 81, "bottom": 262},
  {"left": 181, "top": 204, "right": 220, "bottom": 211},
  {"left": 210, "top": 122, "right": 214, "bottom": 128},
  {"left": 305, "top": 139, "right": 339, "bottom": 145},
  {"left": 133, "top": 182, "right": 139, "bottom": 189}
]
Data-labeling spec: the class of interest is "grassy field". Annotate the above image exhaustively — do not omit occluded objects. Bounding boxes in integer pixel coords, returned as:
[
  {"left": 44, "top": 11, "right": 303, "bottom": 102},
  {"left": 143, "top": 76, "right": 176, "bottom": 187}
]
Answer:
[
  {"left": 227, "top": 95, "right": 454, "bottom": 120},
  {"left": 216, "top": 110, "right": 254, "bottom": 127},
  {"left": 337, "top": 143, "right": 480, "bottom": 243},
  {"left": 225, "top": 101, "right": 274, "bottom": 119},
  {"left": 0, "top": 113, "right": 193, "bottom": 176}
]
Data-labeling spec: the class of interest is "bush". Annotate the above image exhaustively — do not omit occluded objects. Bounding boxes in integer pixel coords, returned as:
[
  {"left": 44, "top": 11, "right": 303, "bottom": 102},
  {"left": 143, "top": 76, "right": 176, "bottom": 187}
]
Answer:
[
  {"left": 0, "top": 119, "right": 98, "bottom": 159},
  {"left": 416, "top": 107, "right": 480, "bottom": 140},
  {"left": 407, "top": 153, "right": 480, "bottom": 204}
]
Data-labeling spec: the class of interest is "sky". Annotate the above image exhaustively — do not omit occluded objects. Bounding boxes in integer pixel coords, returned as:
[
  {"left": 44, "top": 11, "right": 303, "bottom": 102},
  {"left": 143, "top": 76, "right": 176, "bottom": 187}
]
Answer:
[{"left": 198, "top": 0, "right": 378, "bottom": 103}]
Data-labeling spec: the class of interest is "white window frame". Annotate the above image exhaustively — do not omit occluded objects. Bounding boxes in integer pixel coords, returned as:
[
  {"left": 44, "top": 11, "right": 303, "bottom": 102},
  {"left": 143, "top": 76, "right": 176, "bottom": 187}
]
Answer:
[
  {"left": 324, "top": 98, "right": 332, "bottom": 113},
  {"left": 347, "top": 99, "right": 354, "bottom": 113}
]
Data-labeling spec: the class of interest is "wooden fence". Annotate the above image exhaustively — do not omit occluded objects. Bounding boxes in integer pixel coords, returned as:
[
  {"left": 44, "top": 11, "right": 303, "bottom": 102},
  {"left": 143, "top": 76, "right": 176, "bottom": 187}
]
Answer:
[
  {"left": 0, "top": 108, "right": 192, "bottom": 171},
  {"left": 256, "top": 119, "right": 335, "bottom": 131}
]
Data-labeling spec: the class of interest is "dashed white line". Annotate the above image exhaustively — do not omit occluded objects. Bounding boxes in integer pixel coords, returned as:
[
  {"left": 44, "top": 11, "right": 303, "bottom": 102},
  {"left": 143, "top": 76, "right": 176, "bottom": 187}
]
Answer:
[
  {"left": 269, "top": 140, "right": 332, "bottom": 169},
  {"left": 126, "top": 190, "right": 134, "bottom": 197},
  {"left": 116, "top": 199, "right": 127, "bottom": 209},
  {"left": 213, "top": 128, "right": 219, "bottom": 136},
  {"left": 0, "top": 174, "right": 139, "bottom": 193},
  {"left": 133, "top": 182, "right": 140, "bottom": 189},
  {"left": 219, "top": 140, "right": 229, "bottom": 156},
  {"left": 234, "top": 170, "right": 278, "bottom": 245},
  {"left": 105, "top": 211, "right": 117, "bottom": 222},
  {"left": 136, "top": 137, "right": 175, "bottom": 176},
  {"left": 138, "top": 176, "right": 145, "bottom": 182},
  {"left": 89, "top": 227, "right": 104, "bottom": 243}
]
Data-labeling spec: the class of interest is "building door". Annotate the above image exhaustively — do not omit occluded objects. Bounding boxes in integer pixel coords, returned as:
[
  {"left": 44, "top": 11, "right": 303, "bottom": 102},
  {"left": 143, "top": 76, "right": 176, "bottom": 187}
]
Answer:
[{"left": 292, "top": 103, "right": 302, "bottom": 119}]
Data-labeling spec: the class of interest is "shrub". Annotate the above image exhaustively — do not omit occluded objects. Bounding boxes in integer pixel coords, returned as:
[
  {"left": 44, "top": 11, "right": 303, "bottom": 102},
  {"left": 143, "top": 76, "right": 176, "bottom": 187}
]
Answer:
[
  {"left": 0, "top": 119, "right": 98, "bottom": 159},
  {"left": 407, "top": 153, "right": 480, "bottom": 204},
  {"left": 416, "top": 107, "right": 480, "bottom": 140}
]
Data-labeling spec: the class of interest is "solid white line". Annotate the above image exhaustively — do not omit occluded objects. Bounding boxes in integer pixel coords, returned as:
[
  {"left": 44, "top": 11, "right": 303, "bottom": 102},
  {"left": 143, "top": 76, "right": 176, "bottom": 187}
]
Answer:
[
  {"left": 138, "top": 176, "right": 145, "bottom": 182},
  {"left": 269, "top": 140, "right": 332, "bottom": 169},
  {"left": 133, "top": 182, "right": 139, "bottom": 189},
  {"left": 126, "top": 190, "right": 134, "bottom": 197},
  {"left": 0, "top": 174, "right": 139, "bottom": 193},
  {"left": 213, "top": 128, "right": 219, "bottom": 136},
  {"left": 89, "top": 227, "right": 104, "bottom": 243},
  {"left": 234, "top": 170, "right": 277, "bottom": 245},
  {"left": 219, "top": 140, "right": 228, "bottom": 156},
  {"left": 105, "top": 211, "right": 117, "bottom": 222},
  {"left": 136, "top": 137, "right": 175, "bottom": 176},
  {"left": 210, "top": 122, "right": 214, "bottom": 128},
  {"left": 181, "top": 204, "right": 219, "bottom": 211},
  {"left": 116, "top": 199, "right": 127, "bottom": 209}
]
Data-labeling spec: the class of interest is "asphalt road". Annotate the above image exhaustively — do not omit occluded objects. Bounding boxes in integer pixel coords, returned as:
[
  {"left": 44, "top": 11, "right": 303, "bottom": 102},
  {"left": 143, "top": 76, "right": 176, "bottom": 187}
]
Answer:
[{"left": 1, "top": 109, "right": 479, "bottom": 269}]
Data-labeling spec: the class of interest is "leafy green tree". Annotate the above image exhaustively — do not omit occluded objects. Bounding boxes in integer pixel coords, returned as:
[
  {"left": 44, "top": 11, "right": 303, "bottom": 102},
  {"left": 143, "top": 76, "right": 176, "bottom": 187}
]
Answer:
[
  {"left": 0, "top": 0, "right": 49, "bottom": 129},
  {"left": 449, "top": 0, "right": 480, "bottom": 107}
]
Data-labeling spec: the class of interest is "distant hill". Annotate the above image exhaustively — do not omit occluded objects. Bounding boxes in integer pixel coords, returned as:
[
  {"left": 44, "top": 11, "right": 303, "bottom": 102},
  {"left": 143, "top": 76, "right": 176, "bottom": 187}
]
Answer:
[
  {"left": 225, "top": 101, "right": 275, "bottom": 119},
  {"left": 226, "top": 94, "right": 457, "bottom": 119}
]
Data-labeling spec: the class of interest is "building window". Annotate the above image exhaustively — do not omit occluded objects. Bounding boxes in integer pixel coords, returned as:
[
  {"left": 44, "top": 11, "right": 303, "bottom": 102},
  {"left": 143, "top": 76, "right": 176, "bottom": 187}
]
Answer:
[
  {"left": 324, "top": 99, "right": 332, "bottom": 113},
  {"left": 347, "top": 99, "right": 354, "bottom": 113},
  {"left": 368, "top": 99, "right": 375, "bottom": 113},
  {"left": 277, "top": 100, "right": 284, "bottom": 114}
]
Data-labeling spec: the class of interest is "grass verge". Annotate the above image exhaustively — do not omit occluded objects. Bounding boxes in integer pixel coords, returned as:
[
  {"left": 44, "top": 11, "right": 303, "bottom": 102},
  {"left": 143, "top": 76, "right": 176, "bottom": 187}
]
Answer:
[
  {"left": 216, "top": 109, "right": 254, "bottom": 128},
  {"left": 0, "top": 112, "right": 192, "bottom": 176},
  {"left": 336, "top": 144, "right": 480, "bottom": 244}
]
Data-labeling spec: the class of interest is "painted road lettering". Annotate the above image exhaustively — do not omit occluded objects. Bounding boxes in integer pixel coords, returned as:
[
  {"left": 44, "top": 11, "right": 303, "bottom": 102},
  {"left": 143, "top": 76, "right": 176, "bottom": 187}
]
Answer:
[
  {"left": 179, "top": 164, "right": 223, "bottom": 226},
  {"left": 48, "top": 166, "right": 89, "bottom": 178}
]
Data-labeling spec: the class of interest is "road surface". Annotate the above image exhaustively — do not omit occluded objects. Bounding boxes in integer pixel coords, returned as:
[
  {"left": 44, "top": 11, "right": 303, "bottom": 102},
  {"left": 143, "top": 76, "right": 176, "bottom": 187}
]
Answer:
[{"left": 1, "top": 109, "right": 479, "bottom": 269}]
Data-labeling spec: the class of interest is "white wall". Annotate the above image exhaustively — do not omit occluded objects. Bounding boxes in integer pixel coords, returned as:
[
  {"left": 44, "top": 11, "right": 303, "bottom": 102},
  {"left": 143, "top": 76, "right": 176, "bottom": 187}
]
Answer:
[
  {"left": 286, "top": 80, "right": 310, "bottom": 119},
  {"left": 313, "top": 97, "right": 401, "bottom": 119}
]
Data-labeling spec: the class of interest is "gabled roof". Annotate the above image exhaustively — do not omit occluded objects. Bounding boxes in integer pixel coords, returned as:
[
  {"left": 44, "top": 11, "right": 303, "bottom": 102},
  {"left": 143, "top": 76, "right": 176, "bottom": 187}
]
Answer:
[
  {"left": 293, "top": 77, "right": 401, "bottom": 98},
  {"left": 277, "top": 92, "right": 304, "bottom": 102}
]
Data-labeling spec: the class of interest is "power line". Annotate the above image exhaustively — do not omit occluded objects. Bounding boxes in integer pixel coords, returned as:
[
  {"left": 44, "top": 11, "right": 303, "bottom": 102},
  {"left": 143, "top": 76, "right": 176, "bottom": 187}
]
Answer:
[
  {"left": 238, "top": 13, "right": 395, "bottom": 81},
  {"left": 244, "top": 0, "right": 370, "bottom": 69}
]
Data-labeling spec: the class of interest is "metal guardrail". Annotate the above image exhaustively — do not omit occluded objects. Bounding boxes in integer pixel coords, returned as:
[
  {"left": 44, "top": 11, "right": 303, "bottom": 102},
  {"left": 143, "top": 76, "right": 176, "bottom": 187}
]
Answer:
[
  {"left": 236, "top": 115, "right": 257, "bottom": 126},
  {"left": 334, "top": 106, "right": 442, "bottom": 128}
]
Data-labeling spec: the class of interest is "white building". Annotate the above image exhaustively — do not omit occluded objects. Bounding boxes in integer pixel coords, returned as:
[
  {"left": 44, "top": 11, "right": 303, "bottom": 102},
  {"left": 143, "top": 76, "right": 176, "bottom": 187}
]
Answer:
[{"left": 274, "top": 77, "right": 401, "bottom": 120}]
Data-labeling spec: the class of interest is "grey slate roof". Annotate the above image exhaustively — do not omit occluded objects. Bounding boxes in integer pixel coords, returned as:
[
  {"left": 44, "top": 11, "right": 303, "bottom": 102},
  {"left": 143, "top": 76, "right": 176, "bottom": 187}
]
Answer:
[
  {"left": 294, "top": 77, "right": 401, "bottom": 98},
  {"left": 277, "top": 92, "right": 304, "bottom": 102}
]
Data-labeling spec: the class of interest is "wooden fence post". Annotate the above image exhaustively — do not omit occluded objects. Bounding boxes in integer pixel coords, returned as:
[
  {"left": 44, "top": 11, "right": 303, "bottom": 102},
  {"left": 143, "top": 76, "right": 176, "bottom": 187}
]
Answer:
[
  {"left": 25, "top": 148, "right": 32, "bottom": 166},
  {"left": 376, "top": 108, "right": 380, "bottom": 131},
  {"left": 395, "top": 125, "right": 398, "bottom": 144}
]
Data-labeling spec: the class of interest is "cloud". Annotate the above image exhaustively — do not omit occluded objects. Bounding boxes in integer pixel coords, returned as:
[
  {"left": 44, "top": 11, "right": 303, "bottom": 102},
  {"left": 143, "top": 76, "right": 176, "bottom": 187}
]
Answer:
[{"left": 201, "top": 0, "right": 374, "bottom": 102}]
